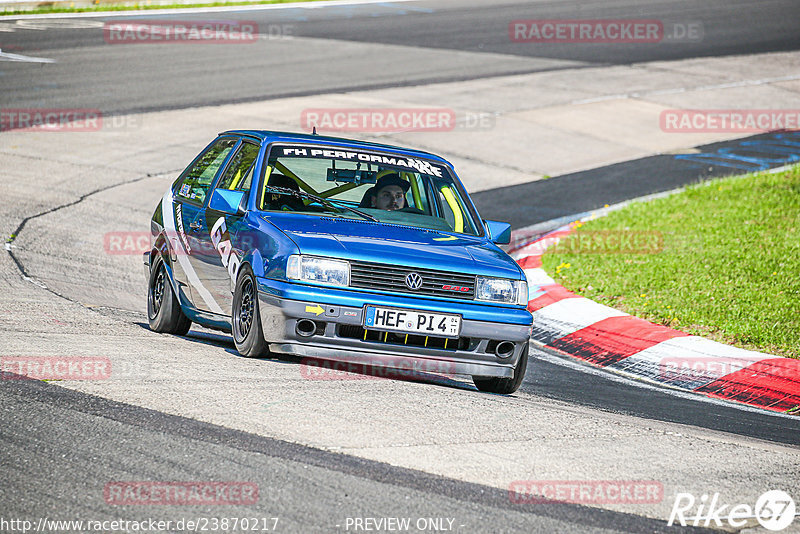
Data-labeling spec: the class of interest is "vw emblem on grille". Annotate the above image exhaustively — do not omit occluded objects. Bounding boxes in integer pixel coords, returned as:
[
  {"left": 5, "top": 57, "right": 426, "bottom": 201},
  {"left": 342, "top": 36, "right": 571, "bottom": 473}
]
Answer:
[{"left": 405, "top": 272, "right": 423, "bottom": 290}]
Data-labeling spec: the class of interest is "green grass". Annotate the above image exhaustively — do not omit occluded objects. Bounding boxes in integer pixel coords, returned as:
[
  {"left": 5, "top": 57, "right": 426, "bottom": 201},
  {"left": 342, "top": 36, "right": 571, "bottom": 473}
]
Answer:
[
  {"left": 542, "top": 165, "right": 800, "bottom": 359},
  {"left": 1, "top": 0, "right": 322, "bottom": 16}
]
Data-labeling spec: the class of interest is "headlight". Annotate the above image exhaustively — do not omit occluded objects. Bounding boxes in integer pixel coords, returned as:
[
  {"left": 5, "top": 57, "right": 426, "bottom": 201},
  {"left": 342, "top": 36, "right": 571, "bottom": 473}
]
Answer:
[
  {"left": 286, "top": 255, "right": 350, "bottom": 287},
  {"left": 475, "top": 277, "right": 528, "bottom": 305}
]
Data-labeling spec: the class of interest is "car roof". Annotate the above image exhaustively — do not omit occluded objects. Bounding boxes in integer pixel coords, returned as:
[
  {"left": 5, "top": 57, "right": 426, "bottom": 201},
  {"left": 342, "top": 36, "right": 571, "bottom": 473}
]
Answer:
[{"left": 220, "top": 130, "right": 453, "bottom": 168}]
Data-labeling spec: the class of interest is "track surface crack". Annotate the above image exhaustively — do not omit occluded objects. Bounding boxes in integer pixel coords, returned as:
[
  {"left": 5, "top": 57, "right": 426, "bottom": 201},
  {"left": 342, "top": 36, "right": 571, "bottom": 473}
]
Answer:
[{"left": 4, "top": 168, "right": 180, "bottom": 310}]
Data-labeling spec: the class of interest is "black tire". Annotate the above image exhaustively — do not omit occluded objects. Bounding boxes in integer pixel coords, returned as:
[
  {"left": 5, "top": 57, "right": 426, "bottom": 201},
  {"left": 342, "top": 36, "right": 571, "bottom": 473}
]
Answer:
[
  {"left": 147, "top": 254, "right": 191, "bottom": 335},
  {"left": 232, "top": 264, "right": 270, "bottom": 358},
  {"left": 473, "top": 343, "right": 529, "bottom": 394}
]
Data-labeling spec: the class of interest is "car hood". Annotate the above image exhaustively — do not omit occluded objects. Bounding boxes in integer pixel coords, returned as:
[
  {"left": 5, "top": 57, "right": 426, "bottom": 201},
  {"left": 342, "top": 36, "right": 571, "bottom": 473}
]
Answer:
[{"left": 264, "top": 214, "right": 522, "bottom": 279}]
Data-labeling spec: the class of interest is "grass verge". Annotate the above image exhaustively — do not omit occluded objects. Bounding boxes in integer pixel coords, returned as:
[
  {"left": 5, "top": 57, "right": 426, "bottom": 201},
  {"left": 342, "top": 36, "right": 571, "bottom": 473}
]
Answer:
[
  {"left": 541, "top": 165, "right": 800, "bottom": 359},
  {"left": 1, "top": 0, "right": 322, "bottom": 16}
]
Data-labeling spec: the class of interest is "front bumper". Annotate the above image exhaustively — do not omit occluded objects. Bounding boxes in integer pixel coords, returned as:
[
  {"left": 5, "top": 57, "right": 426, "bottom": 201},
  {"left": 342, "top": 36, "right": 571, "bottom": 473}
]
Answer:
[{"left": 257, "top": 278, "right": 532, "bottom": 379}]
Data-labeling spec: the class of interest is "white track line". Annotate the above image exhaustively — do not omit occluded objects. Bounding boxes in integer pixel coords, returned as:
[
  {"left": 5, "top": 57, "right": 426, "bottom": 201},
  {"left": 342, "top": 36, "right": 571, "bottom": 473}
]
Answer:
[
  {"left": 0, "top": 48, "right": 55, "bottom": 62},
  {"left": 512, "top": 162, "right": 798, "bottom": 240},
  {"left": 0, "top": 0, "right": 418, "bottom": 19}
]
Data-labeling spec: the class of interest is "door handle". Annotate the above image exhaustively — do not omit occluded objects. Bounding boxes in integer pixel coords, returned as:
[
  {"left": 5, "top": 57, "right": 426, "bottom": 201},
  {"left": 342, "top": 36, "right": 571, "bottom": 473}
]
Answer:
[{"left": 189, "top": 221, "right": 202, "bottom": 230}]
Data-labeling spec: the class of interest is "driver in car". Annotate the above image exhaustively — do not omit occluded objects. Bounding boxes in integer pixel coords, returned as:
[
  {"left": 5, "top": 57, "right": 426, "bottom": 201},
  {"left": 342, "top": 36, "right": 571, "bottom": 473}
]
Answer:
[
  {"left": 371, "top": 173, "right": 410, "bottom": 211},
  {"left": 361, "top": 172, "right": 424, "bottom": 214},
  {"left": 372, "top": 173, "right": 411, "bottom": 211}
]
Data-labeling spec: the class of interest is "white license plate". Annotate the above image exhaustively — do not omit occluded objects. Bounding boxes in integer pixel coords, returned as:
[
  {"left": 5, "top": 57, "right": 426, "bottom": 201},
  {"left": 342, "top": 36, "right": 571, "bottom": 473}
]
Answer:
[{"left": 364, "top": 306, "right": 461, "bottom": 337}]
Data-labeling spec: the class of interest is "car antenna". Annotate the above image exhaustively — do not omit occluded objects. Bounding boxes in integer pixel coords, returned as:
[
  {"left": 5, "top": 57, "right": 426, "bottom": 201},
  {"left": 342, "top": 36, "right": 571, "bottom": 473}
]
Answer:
[{"left": 312, "top": 126, "right": 318, "bottom": 135}]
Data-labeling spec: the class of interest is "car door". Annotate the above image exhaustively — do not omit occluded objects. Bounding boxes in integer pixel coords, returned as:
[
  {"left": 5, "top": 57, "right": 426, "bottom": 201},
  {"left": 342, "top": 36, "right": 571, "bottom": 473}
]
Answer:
[
  {"left": 172, "top": 136, "right": 239, "bottom": 315},
  {"left": 190, "top": 139, "right": 261, "bottom": 314}
]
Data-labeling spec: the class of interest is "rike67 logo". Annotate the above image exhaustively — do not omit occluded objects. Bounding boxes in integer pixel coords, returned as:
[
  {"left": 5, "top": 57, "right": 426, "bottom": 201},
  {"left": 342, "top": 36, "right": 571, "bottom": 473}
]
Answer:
[{"left": 669, "top": 490, "right": 796, "bottom": 531}]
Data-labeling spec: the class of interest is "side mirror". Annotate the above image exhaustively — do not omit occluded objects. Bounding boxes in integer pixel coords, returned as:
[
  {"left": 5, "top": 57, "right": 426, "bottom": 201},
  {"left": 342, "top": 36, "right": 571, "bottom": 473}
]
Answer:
[
  {"left": 209, "top": 189, "right": 246, "bottom": 216},
  {"left": 484, "top": 220, "right": 511, "bottom": 245}
]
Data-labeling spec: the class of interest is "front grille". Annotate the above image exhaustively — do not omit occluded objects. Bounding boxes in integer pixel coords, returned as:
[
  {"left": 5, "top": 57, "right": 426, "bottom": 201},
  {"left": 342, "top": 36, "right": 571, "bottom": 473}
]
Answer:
[
  {"left": 350, "top": 260, "right": 476, "bottom": 299},
  {"left": 338, "top": 324, "right": 470, "bottom": 351}
]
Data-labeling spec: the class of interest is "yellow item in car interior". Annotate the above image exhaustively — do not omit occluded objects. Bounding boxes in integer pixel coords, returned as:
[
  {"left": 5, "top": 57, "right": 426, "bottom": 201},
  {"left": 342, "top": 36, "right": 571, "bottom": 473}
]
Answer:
[
  {"left": 320, "top": 182, "right": 360, "bottom": 198},
  {"left": 274, "top": 161, "right": 315, "bottom": 198},
  {"left": 260, "top": 165, "right": 274, "bottom": 209},
  {"left": 404, "top": 172, "right": 422, "bottom": 209},
  {"left": 440, "top": 186, "right": 463, "bottom": 232},
  {"left": 230, "top": 169, "right": 243, "bottom": 190}
]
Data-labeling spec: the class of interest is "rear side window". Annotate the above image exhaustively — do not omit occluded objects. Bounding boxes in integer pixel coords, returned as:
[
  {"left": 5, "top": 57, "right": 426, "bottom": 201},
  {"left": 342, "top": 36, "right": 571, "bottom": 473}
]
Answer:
[
  {"left": 217, "top": 141, "right": 260, "bottom": 194},
  {"left": 177, "top": 138, "right": 237, "bottom": 204}
]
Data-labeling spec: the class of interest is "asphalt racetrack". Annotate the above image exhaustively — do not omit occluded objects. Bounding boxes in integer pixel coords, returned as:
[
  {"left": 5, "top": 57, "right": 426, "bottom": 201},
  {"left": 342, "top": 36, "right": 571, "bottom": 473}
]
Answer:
[
  {"left": 2, "top": 1, "right": 800, "bottom": 532},
  {"left": 1, "top": 0, "right": 799, "bottom": 114}
]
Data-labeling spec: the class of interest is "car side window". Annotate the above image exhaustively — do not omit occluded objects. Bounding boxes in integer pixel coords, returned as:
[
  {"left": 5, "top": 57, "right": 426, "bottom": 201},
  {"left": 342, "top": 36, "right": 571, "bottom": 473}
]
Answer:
[
  {"left": 217, "top": 141, "right": 260, "bottom": 194},
  {"left": 177, "top": 138, "right": 237, "bottom": 204},
  {"left": 406, "top": 174, "right": 431, "bottom": 213},
  {"left": 437, "top": 187, "right": 457, "bottom": 230},
  {"left": 434, "top": 180, "right": 478, "bottom": 235}
]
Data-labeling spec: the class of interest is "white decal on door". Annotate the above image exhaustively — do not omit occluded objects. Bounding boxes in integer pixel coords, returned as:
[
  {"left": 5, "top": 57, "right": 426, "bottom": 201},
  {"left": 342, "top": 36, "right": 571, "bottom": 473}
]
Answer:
[{"left": 210, "top": 217, "right": 241, "bottom": 284}]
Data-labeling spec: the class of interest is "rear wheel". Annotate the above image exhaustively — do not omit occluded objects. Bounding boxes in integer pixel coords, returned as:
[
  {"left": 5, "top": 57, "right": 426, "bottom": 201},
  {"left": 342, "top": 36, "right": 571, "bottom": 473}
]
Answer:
[
  {"left": 147, "top": 255, "right": 191, "bottom": 335},
  {"left": 473, "top": 343, "right": 529, "bottom": 394},
  {"left": 232, "top": 264, "right": 270, "bottom": 358}
]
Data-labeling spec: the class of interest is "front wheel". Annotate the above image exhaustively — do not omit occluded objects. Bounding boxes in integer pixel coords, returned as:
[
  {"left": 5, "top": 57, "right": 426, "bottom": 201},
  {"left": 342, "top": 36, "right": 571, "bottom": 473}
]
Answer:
[
  {"left": 473, "top": 343, "right": 529, "bottom": 394},
  {"left": 147, "top": 255, "right": 191, "bottom": 335},
  {"left": 232, "top": 264, "right": 270, "bottom": 358}
]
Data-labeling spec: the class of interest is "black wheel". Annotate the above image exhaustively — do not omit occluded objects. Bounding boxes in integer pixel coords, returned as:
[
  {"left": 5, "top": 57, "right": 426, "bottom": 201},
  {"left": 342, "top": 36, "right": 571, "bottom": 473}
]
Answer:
[
  {"left": 232, "top": 264, "right": 270, "bottom": 358},
  {"left": 473, "top": 343, "right": 529, "bottom": 394},
  {"left": 147, "top": 254, "right": 191, "bottom": 335}
]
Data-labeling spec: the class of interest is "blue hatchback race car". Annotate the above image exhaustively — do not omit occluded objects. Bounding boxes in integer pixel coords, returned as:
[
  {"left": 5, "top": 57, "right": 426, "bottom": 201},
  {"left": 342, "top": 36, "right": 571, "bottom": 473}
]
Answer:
[{"left": 145, "top": 130, "right": 533, "bottom": 393}]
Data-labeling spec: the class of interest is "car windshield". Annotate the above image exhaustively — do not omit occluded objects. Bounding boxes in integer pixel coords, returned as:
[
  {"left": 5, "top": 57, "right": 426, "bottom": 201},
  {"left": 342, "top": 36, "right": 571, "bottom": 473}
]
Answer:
[{"left": 258, "top": 144, "right": 482, "bottom": 236}]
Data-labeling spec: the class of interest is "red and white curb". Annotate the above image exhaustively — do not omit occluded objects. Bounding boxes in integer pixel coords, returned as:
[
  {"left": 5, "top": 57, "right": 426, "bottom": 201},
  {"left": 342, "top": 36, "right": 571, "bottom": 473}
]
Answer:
[{"left": 510, "top": 216, "right": 800, "bottom": 415}]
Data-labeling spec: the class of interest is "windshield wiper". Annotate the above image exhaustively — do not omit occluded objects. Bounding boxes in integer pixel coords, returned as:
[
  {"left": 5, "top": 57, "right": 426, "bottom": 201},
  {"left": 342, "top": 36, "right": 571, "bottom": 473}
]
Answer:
[{"left": 265, "top": 186, "right": 379, "bottom": 222}]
